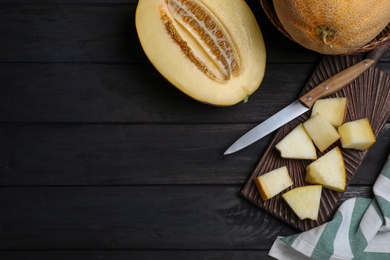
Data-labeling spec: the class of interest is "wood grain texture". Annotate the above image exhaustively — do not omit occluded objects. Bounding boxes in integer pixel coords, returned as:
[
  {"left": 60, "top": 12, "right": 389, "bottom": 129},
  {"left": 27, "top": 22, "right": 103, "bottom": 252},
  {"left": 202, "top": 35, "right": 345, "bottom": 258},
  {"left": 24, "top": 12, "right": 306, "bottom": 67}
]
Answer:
[
  {"left": 1, "top": 62, "right": 389, "bottom": 124},
  {"left": 0, "top": 186, "right": 296, "bottom": 250},
  {"left": 0, "top": 4, "right": 141, "bottom": 63},
  {"left": 0, "top": 0, "right": 389, "bottom": 257},
  {"left": 0, "top": 2, "right": 321, "bottom": 63},
  {"left": 242, "top": 55, "right": 390, "bottom": 231},
  {"left": 0, "top": 250, "right": 274, "bottom": 260},
  {"left": 0, "top": 185, "right": 370, "bottom": 250},
  {"left": 0, "top": 124, "right": 388, "bottom": 186},
  {"left": 0, "top": 63, "right": 315, "bottom": 123},
  {"left": 298, "top": 59, "right": 375, "bottom": 107}
]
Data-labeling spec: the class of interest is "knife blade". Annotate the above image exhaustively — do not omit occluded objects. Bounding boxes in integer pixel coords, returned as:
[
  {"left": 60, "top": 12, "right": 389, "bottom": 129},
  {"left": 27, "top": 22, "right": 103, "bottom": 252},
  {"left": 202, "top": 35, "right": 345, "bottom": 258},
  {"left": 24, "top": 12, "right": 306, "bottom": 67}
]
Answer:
[{"left": 224, "top": 44, "right": 389, "bottom": 155}]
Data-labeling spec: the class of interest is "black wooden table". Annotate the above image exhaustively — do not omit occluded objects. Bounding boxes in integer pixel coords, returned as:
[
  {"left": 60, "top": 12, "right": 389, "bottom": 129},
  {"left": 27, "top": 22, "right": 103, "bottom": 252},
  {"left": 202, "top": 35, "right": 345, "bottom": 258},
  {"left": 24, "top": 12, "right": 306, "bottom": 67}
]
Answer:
[{"left": 1, "top": 1, "right": 389, "bottom": 259}]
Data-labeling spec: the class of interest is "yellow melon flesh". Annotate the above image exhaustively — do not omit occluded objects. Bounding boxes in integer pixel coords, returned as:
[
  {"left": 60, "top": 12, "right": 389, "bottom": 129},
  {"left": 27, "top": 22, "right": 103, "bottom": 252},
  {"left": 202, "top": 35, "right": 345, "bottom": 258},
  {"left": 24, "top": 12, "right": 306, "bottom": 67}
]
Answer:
[
  {"left": 338, "top": 118, "right": 376, "bottom": 150},
  {"left": 135, "top": 0, "right": 266, "bottom": 106},
  {"left": 254, "top": 166, "right": 293, "bottom": 200},
  {"left": 273, "top": 0, "right": 390, "bottom": 54},
  {"left": 282, "top": 185, "right": 322, "bottom": 220},
  {"left": 275, "top": 124, "right": 317, "bottom": 160},
  {"left": 303, "top": 114, "right": 340, "bottom": 152},
  {"left": 311, "top": 98, "right": 348, "bottom": 127},
  {"left": 305, "top": 146, "right": 346, "bottom": 192}
]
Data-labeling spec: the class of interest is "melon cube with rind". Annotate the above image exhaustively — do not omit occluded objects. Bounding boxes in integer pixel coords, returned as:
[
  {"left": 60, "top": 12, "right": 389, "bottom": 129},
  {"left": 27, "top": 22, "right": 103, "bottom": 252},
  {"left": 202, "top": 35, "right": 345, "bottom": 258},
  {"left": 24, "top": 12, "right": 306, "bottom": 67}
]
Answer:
[
  {"left": 254, "top": 166, "right": 293, "bottom": 201},
  {"left": 338, "top": 118, "right": 376, "bottom": 150}
]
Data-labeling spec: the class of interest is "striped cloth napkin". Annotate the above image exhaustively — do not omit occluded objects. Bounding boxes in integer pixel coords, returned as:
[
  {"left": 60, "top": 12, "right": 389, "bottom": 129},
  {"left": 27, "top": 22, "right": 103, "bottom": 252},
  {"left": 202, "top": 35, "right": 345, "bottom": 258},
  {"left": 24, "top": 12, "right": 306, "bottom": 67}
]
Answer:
[{"left": 269, "top": 154, "right": 390, "bottom": 260}]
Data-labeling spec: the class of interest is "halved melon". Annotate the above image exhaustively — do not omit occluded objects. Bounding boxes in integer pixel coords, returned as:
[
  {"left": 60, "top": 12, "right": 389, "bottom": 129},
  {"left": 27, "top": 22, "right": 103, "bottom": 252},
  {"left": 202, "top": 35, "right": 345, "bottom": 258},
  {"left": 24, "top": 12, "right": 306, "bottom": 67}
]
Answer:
[{"left": 135, "top": 0, "right": 266, "bottom": 106}]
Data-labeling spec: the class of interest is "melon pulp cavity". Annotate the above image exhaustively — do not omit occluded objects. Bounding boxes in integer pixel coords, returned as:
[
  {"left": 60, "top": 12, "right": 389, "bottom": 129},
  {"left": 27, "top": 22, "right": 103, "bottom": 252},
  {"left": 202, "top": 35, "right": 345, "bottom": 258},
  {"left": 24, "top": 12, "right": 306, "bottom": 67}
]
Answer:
[
  {"left": 136, "top": 0, "right": 266, "bottom": 106},
  {"left": 273, "top": 0, "right": 390, "bottom": 55}
]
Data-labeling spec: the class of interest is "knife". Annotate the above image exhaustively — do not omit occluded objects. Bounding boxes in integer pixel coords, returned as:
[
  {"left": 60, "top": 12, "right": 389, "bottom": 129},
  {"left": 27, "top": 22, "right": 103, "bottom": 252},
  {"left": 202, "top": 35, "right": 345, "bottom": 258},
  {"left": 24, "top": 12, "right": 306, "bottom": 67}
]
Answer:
[{"left": 224, "top": 42, "right": 390, "bottom": 155}]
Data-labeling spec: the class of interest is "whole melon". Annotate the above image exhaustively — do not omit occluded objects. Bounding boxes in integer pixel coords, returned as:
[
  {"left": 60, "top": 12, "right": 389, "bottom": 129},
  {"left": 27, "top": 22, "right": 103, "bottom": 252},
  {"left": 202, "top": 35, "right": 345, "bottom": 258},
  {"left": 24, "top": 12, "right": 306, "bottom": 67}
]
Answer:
[{"left": 273, "top": 0, "right": 390, "bottom": 55}]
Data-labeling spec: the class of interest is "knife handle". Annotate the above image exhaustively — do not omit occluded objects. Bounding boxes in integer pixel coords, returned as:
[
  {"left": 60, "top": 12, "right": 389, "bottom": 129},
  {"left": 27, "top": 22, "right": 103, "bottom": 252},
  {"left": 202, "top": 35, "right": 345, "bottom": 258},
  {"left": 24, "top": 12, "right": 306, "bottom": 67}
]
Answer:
[{"left": 298, "top": 58, "right": 374, "bottom": 108}]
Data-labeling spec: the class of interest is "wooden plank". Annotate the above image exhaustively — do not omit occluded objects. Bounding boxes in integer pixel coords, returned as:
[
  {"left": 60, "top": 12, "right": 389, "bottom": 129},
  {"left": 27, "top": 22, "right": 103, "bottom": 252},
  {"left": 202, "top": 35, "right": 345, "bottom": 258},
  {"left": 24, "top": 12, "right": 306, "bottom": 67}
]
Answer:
[
  {"left": 0, "top": 63, "right": 316, "bottom": 123},
  {"left": 0, "top": 1, "right": 387, "bottom": 258},
  {"left": 0, "top": 250, "right": 273, "bottom": 260},
  {"left": 0, "top": 3, "right": 388, "bottom": 63},
  {"left": 2, "top": 63, "right": 389, "bottom": 124},
  {"left": 0, "top": 3, "right": 321, "bottom": 63},
  {"left": 0, "top": 4, "right": 143, "bottom": 63},
  {"left": 0, "top": 185, "right": 371, "bottom": 250},
  {"left": 0, "top": 185, "right": 295, "bottom": 250},
  {"left": 0, "top": 123, "right": 388, "bottom": 186}
]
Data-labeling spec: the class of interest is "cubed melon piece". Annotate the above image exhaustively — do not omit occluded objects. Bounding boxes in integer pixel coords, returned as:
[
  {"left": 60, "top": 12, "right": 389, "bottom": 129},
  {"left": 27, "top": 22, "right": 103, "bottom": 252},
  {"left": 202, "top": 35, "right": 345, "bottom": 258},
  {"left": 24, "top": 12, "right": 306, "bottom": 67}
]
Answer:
[
  {"left": 338, "top": 118, "right": 376, "bottom": 150},
  {"left": 303, "top": 113, "right": 340, "bottom": 152},
  {"left": 305, "top": 147, "right": 346, "bottom": 192},
  {"left": 275, "top": 124, "right": 317, "bottom": 160},
  {"left": 254, "top": 166, "right": 293, "bottom": 200},
  {"left": 282, "top": 185, "right": 322, "bottom": 220},
  {"left": 311, "top": 97, "right": 348, "bottom": 127}
]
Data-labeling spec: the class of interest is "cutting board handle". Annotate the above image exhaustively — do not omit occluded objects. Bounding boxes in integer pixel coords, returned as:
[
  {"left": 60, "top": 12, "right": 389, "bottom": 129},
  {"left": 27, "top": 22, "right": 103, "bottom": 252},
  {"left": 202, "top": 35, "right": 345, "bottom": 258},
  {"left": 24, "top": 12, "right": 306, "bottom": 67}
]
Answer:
[{"left": 365, "top": 41, "right": 390, "bottom": 64}]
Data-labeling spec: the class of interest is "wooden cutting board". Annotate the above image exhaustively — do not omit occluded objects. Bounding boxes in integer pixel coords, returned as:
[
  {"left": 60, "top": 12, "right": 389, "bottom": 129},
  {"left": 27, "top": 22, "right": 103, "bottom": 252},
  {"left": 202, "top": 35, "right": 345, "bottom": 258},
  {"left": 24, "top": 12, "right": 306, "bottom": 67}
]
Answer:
[{"left": 241, "top": 54, "right": 390, "bottom": 231}]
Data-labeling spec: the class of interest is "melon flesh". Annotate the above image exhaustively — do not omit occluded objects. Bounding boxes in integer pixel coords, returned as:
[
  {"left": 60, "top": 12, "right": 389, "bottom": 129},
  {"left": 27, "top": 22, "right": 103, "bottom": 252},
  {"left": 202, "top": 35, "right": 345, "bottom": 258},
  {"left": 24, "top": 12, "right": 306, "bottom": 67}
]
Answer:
[
  {"left": 275, "top": 123, "right": 317, "bottom": 160},
  {"left": 136, "top": 0, "right": 266, "bottom": 106},
  {"left": 303, "top": 114, "right": 340, "bottom": 152},
  {"left": 254, "top": 166, "right": 293, "bottom": 200},
  {"left": 305, "top": 147, "right": 346, "bottom": 192},
  {"left": 311, "top": 98, "right": 348, "bottom": 127},
  {"left": 282, "top": 185, "right": 322, "bottom": 220},
  {"left": 338, "top": 118, "right": 376, "bottom": 150}
]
